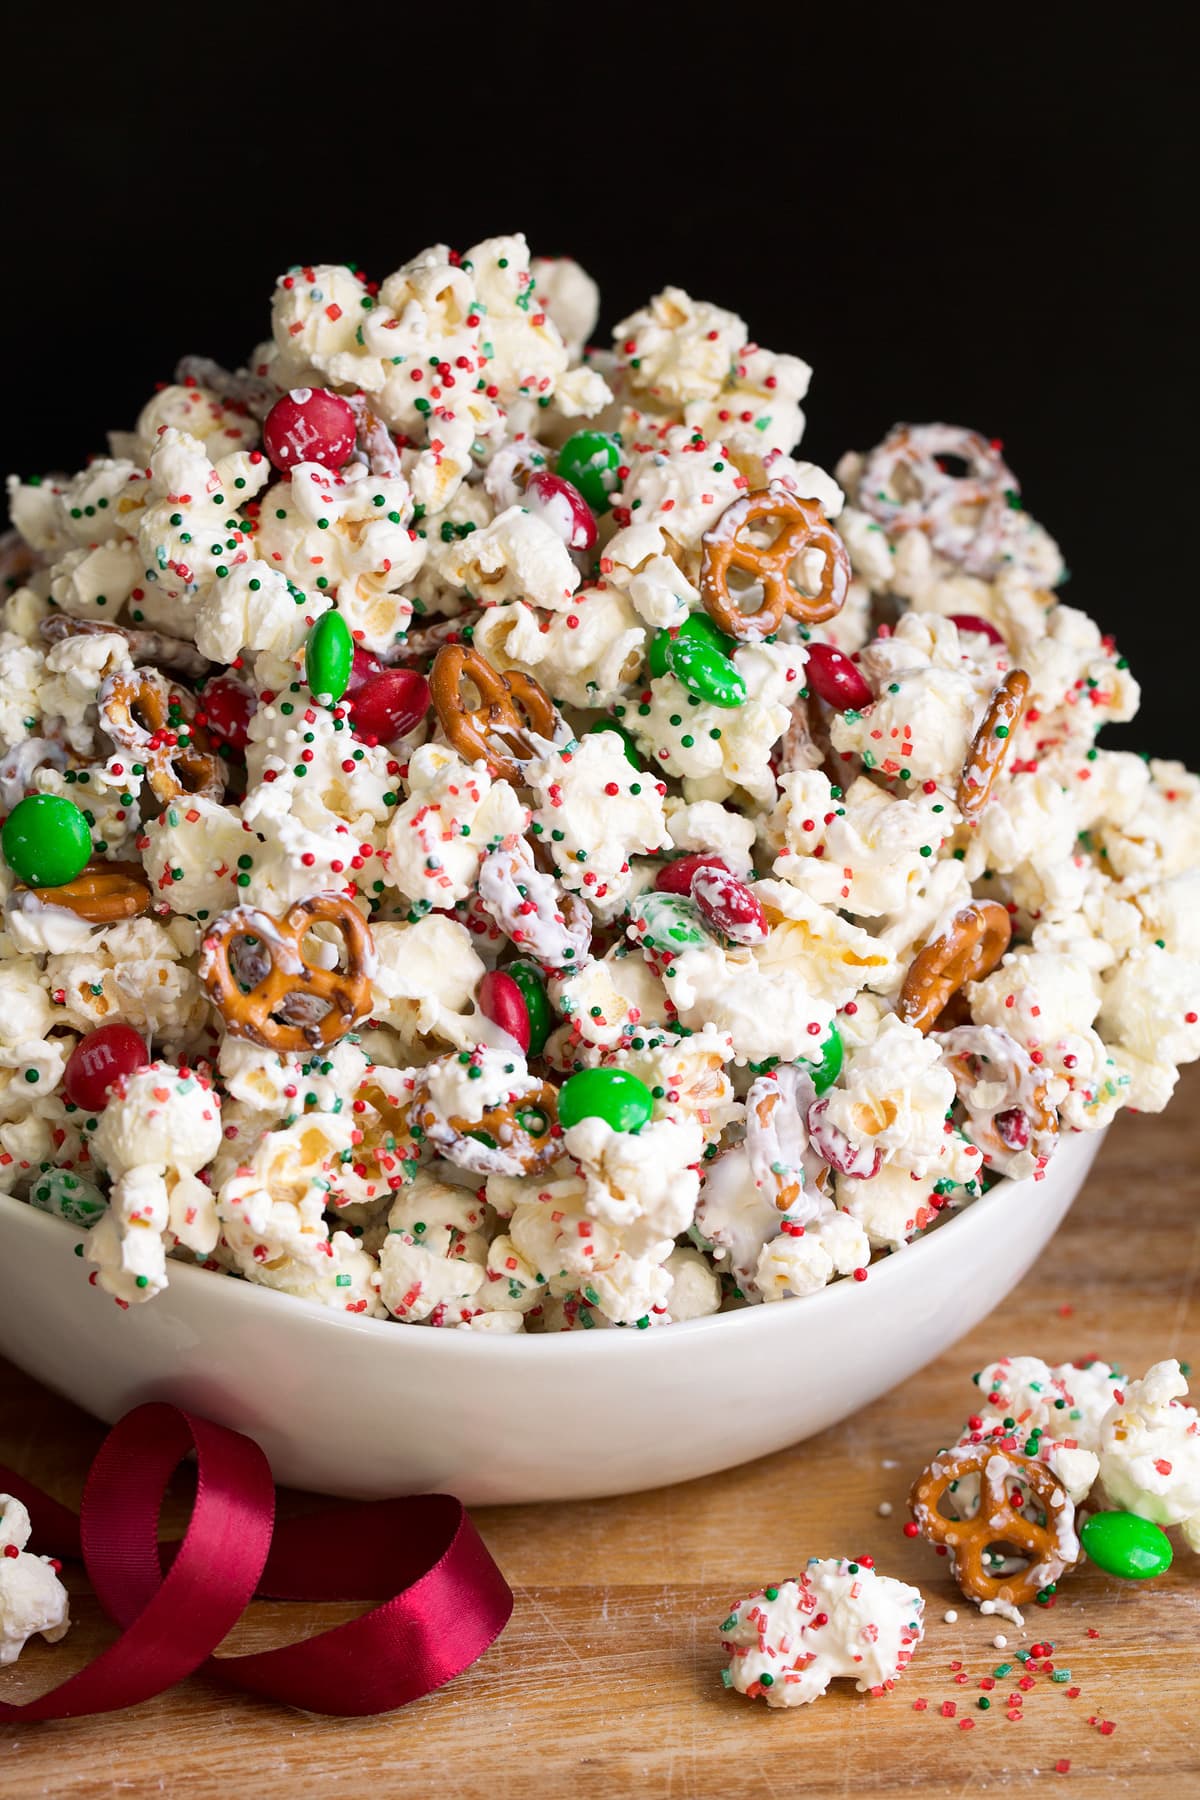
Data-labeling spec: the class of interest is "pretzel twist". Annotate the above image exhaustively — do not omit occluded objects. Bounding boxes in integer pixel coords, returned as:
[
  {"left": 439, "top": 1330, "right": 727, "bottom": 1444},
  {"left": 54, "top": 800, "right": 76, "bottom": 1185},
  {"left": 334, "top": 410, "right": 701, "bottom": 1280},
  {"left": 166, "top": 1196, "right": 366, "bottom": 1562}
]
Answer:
[
  {"left": 99, "top": 669, "right": 224, "bottom": 804},
  {"left": 937, "top": 1023, "right": 1059, "bottom": 1166},
  {"left": 429, "top": 645, "right": 557, "bottom": 783},
  {"left": 21, "top": 859, "right": 151, "bottom": 923},
  {"left": 744, "top": 1064, "right": 828, "bottom": 1216},
  {"left": 410, "top": 1075, "right": 561, "bottom": 1177},
  {"left": 908, "top": 1448, "right": 1079, "bottom": 1607},
  {"left": 700, "top": 483, "right": 850, "bottom": 640},
  {"left": 958, "top": 670, "right": 1030, "bottom": 818},
  {"left": 898, "top": 901, "right": 1012, "bottom": 1035},
  {"left": 856, "top": 424, "right": 1018, "bottom": 577},
  {"left": 476, "top": 836, "right": 592, "bottom": 973},
  {"left": 199, "top": 894, "right": 375, "bottom": 1052}
]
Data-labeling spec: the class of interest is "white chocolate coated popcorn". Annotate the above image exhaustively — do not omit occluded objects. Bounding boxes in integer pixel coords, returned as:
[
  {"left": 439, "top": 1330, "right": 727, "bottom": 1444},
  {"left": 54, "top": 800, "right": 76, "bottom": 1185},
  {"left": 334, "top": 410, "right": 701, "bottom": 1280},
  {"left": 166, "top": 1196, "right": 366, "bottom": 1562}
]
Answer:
[
  {"left": 721, "top": 1560, "right": 924, "bottom": 1706},
  {"left": 0, "top": 1494, "right": 71, "bottom": 1667},
  {"left": 1098, "top": 1361, "right": 1200, "bottom": 1548},
  {"left": 87, "top": 1062, "right": 222, "bottom": 1303}
]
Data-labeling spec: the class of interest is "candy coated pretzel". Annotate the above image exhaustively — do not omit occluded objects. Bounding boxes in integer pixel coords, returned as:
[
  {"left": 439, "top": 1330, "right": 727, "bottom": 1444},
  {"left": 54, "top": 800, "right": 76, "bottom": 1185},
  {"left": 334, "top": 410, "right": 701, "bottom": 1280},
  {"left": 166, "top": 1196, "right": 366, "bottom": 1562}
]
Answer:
[
  {"left": 99, "top": 670, "right": 224, "bottom": 805},
  {"left": 411, "top": 1076, "right": 561, "bottom": 1177},
  {"left": 24, "top": 858, "right": 151, "bottom": 923},
  {"left": 909, "top": 1448, "right": 1079, "bottom": 1607},
  {"left": 938, "top": 1023, "right": 1058, "bottom": 1165},
  {"left": 856, "top": 424, "right": 1017, "bottom": 577},
  {"left": 429, "top": 646, "right": 557, "bottom": 784},
  {"left": 958, "top": 670, "right": 1030, "bottom": 818},
  {"left": 476, "top": 837, "right": 592, "bottom": 973},
  {"left": 40, "top": 613, "right": 212, "bottom": 680},
  {"left": 700, "top": 483, "right": 850, "bottom": 640},
  {"left": 200, "top": 894, "right": 375, "bottom": 1052},
  {"left": 898, "top": 901, "right": 1012, "bottom": 1035},
  {"left": 745, "top": 1064, "right": 826, "bottom": 1215}
]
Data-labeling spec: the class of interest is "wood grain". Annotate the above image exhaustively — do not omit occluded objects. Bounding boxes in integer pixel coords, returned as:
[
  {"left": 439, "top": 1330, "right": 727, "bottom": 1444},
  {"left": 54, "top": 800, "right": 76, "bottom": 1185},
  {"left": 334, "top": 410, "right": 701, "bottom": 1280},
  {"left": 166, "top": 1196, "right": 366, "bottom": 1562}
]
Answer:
[{"left": 2, "top": 1067, "right": 1199, "bottom": 1798}]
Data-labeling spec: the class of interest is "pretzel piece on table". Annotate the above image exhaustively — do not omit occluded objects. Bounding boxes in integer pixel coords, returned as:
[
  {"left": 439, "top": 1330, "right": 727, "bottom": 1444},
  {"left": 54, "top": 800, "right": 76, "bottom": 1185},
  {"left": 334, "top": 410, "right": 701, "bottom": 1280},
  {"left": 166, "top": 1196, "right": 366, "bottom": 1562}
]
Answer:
[{"left": 908, "top": 1447, "right": 1080, "bottom": 1608}]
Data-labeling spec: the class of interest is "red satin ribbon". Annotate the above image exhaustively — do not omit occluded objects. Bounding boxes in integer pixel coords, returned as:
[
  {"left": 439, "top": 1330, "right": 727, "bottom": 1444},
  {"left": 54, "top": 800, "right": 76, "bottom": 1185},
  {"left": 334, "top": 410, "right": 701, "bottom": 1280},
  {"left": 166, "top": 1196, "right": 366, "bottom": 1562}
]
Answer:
[{"left": 0, "top": 1402, "right": 512, "bottom": 1720}]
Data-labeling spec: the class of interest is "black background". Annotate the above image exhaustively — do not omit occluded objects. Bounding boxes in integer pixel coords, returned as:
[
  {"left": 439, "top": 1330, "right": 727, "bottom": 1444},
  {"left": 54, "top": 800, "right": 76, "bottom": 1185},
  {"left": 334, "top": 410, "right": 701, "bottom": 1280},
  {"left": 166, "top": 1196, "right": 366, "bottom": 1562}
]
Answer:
[{"left": 3, "top": 12, "right": 1194, "bottom": 759}]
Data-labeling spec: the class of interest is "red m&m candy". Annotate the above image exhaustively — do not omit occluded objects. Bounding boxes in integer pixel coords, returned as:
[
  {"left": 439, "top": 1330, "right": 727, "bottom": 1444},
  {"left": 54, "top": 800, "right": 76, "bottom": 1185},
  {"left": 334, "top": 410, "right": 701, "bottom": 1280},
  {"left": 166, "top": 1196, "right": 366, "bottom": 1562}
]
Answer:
[
  {"left": 64, "top": 1025, "right": 150, "bottom": 1112},
  {"left": 263, "top": 388, "right": 357, "bottom": 473},
  {"left": 348, "top": 668, "right": 431, "bottom": 745},
  {"left": 690, "top": 865, "right": 768, "bottom": 946},
  {"left": 804, "top": 641, "right": 873, "bottom": 711},
  {"left": 523, "top": 471, "right": 597, "bottom": 551},
  {"left": 346, "top": 645, "right": 386, "bottom": 695},
  {"left": 197, "top": 676, "right": 256, "bottom": 750},
  {"left": 654, "top": 853, "right": 730, "bottom": 896},
  {"left": 478, "top": 970, "right": 531, "bottom": 1053},
  {"left": 949, "top": 613, "right": 1006, "bottom": 646},
  {"left": 994, "top": 1107, "right": 1031, "bottom": 1150}
]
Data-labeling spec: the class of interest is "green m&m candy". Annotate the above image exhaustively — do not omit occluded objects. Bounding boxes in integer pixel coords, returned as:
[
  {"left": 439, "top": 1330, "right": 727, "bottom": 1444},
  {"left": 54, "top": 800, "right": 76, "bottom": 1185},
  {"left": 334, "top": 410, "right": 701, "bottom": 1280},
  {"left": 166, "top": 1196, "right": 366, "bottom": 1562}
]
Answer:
[
  {"left": 305, "top": 609, "right": 354, "bottom": 705},
  {"left": 803, "top": 1025, "right": 843, "bottom": 1094},
  {"left": 558, "top": 1067, "right": 654, "bottom": 1134},
  {"left": 29, "top": 1169, "right": 108, "bottom": 1228},
  {"left": 555, "top": 431, "right": 622, "bottom": 513},
  {"left": 1, "top": 794, "right": 92, "bottom": 888},
  {"left": 506, "top": 960, "right": 553, "bottom": 1059},
  {"left": 635, "top": 891, "right": 711, "bottom": 952},
  {"left": 649, "top": 616, "right": 746, "bottom": 709},
  {"left": 647, "top": 613, "right": 736, "bottom": 676},
  {"left": 584, "top": 719, "right": 644, "bottom": 770},
  {"left": 1080, "top": 1510, "right": 1173, "bottom": 1580}
]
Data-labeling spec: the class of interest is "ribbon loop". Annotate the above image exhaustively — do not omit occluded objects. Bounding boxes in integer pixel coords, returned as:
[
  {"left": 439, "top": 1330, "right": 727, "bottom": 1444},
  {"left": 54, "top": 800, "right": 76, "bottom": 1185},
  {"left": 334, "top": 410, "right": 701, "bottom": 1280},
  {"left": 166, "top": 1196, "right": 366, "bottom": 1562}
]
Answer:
[{"left": 0, "top": 1404, "right": 512, "bottom": 1722}]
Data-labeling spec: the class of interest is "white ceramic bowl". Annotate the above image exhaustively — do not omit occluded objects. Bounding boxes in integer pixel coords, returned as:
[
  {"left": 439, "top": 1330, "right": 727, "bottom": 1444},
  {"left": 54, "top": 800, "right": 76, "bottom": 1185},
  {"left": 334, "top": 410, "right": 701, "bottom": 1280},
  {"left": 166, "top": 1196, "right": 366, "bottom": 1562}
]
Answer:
[{"left": 0, "top": 1128, "right": 1102, "bottom": 1504}]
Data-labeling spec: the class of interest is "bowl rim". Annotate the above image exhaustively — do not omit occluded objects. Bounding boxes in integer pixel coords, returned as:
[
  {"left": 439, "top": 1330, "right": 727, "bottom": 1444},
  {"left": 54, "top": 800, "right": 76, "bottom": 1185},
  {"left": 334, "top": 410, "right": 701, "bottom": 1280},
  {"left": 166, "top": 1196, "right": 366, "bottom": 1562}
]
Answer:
[{"left": 0, "top": 1124, "right": 1101, "bottom": 1362}]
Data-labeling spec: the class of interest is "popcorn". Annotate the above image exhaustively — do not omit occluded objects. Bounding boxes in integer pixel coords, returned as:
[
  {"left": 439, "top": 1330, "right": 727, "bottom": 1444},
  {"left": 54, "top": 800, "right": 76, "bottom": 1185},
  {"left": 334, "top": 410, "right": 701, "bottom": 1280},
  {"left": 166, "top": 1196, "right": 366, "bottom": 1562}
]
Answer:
[
  {"left": 128, "top": 382, "right": 259, "bottom": 462},
  {"left": 377, "top": 1228, "right": 484, "bottom": 1323},
  {"left": 3, "top": 232, "right": 1198, "bottom": 1343},
  {"left": 431, "top": 505, "right": 580, "bottom": 614},
  {"left": 530, "top": 257, "right": 599, "bottom": 361},
  {"left": 818, "top": 1015, "right": 979, "bottom": 1179},
  {"left": 564, "top": 1113, "right": 703, "bottom": 1255},
  {"left": 720, "top": 1561, "right": 924, "bottom": 1706},
  {"left": 0, "top": 1494, "right": 71, "bottom": 1667},
  {"left": 614, "top": 289, "right": 749, "bottom": 408},
  {"left": 46, "top": 918, "right": 206, "bottom": 1048},
  {"left": 215, "top": 1110, "right": 355, "bottom": 1274},
  {"left": 1098, "top": 1361, "right": 1200, "bottom": 1548},
  {"left": 471, "top": 586, "right": 644, "bottom": 709},
  {"left": 528, "top": 731, "right": 671, "bottom": 918},
  {"left": 385, "top": 743, "right": 529, "bottom": 907},
  {"left": 768, "top": 771, "right": 960, "bottom": 917},
  {"left": 253, "top": 460, "right": 423, "bottom": 656},
  {"left": 628, "top": 642, "right": 803, "bottom": 809},
  {"left": 662, "top": 1244, "right": 722, "bottom": 1321},
  {"left": 755, "top": 1210, "right": 870, "bottom": 1298},
  {"left": 133, "top": 428, "right": 270, "bottom": 624},
  {"left": 87, "top": 1061, "right": 222, "bottom": 1302}
]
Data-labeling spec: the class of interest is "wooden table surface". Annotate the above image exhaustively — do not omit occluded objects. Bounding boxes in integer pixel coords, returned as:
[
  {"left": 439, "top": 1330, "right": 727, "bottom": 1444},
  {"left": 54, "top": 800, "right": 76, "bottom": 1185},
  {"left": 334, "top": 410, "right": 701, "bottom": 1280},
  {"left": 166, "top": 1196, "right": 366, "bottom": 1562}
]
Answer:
[{"left": 2, "top": 1069, "right": 1198, "bottom": 1798}]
